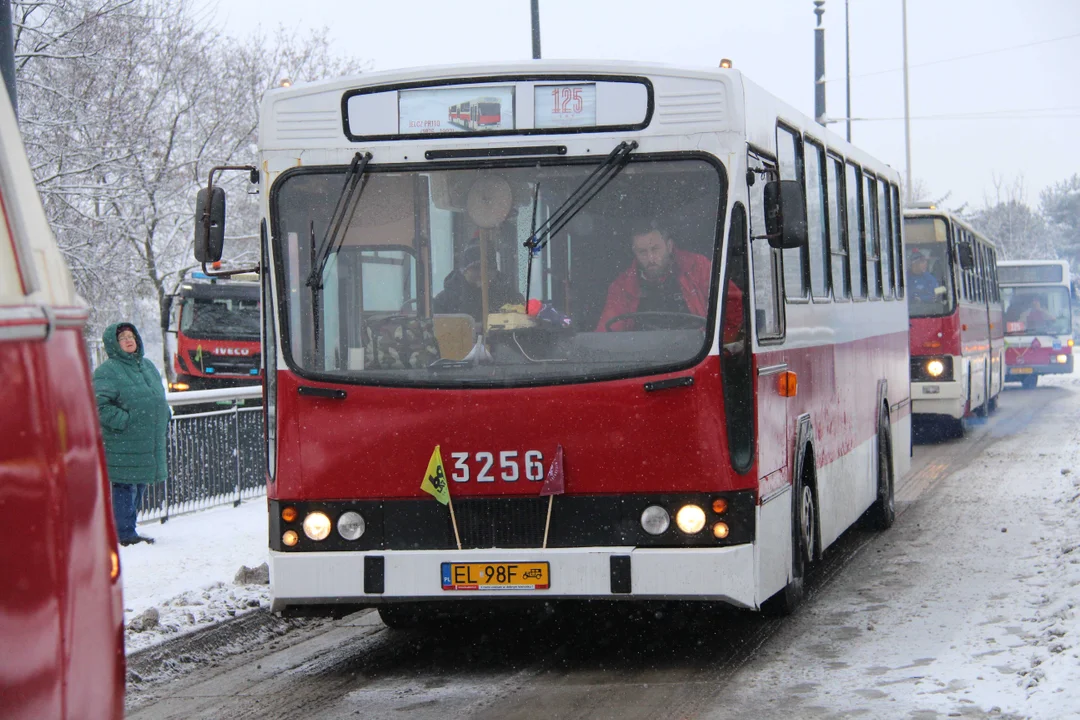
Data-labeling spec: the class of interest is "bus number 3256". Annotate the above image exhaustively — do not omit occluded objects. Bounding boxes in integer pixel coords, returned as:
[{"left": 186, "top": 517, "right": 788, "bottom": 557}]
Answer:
[{"left": 450, "top": 450, "right": 545, "bottom": 483}]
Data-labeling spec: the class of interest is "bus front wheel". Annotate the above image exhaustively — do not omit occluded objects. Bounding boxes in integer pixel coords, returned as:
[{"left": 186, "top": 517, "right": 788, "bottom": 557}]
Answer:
[
  {"left": 762, "top": 467, "right": 815, "bottom": 616},
  {"left": 865, "top": 410, "right": 895, "bottom": 530},
  {"left": 1021, "top": 375, "right": 1038, "bottom": 390}
]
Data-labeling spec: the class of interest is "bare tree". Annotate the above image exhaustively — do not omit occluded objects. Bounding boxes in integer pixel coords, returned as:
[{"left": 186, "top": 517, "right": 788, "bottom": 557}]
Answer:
[{"left": 966, "top": 175, "right": 1053, "bottom": 260}]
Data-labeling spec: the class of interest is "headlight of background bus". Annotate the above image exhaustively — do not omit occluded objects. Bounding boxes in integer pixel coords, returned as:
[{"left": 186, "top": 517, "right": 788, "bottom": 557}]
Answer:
[
  {"left": 640, "top": 506, "right": 670, "bottom": 535},
  {"left": 675, "top": 505, "right": 706, "bottom": 534},
  {"left": 926, "top": 359, "right": 945, "bottom": 377},
  {"left": 302, "top": 512, "right": 332, "bottom": 541},
  {"left": 337, "top": 511, "right": 365, "bottom": 541}
]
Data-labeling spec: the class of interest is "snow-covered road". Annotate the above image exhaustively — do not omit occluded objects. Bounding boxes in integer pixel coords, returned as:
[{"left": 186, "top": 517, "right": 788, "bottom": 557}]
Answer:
[{"left": 122, "top": 373, "right": 1080, "bottom": 719}]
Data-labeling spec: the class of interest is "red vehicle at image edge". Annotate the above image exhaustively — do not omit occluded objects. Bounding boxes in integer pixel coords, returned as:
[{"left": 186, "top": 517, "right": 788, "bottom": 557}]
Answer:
[
  {"left": 197, "top": 60, "right": 911, "bottom": 626},
  {"left": 0, "top": 86, "right": 125, "bottom": 715}
]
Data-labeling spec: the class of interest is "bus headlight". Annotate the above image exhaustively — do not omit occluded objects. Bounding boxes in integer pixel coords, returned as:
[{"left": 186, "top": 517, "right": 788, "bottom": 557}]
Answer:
[
  {"left": 926, "top": 359, "right": 945, "bottom": 377},
  {"left": 675, "top": 505, "right": 707, "bottom": 535},
  {"left": 1056, "top": 354, "right": 1069, "bottom": 364},
  {"left": 640, "top": 506, "right": 670, "bottom": 535},
  {"left": 337, "top": 511, "right": 365, "bottom": 541},
  {"left": 302, "top": 512, "right": 332, "bottom": 541}
]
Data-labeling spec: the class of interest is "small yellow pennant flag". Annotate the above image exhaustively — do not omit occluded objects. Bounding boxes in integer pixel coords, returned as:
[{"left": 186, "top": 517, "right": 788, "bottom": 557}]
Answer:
[{"left": 420, "top": 445, "right": 451, "bottom": 505}]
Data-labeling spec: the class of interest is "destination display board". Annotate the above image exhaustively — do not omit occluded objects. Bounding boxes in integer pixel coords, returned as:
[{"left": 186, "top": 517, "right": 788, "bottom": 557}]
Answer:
[{"left": 998, "top": 264, "right": 1064, "bottom": 285}]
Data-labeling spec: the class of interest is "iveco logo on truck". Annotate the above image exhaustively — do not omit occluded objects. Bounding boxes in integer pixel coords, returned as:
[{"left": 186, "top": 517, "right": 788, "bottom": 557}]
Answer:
[{"left": 214, "top": 347, "right": 251, "bottom": 355}]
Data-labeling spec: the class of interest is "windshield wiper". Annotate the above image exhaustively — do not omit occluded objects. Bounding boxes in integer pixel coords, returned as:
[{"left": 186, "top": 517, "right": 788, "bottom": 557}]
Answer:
[
  {"left": 522, "top": 141, "right": 637, "bottom": 311},
  {"left": 306, "top": 151, "right": 372, "bottom": 289}
]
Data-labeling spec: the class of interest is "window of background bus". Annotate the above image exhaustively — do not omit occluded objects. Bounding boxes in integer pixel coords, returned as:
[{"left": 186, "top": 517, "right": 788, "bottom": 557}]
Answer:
[
  {"left": 863, "top": 174, "right": 882, "bottom": 299},
  {"left": 805, "top": 139, "right": 830, "bottom": 300},
  {"left": 877, "top": 180, "right": 893, "bottom": 298},
  {"left": 777, "top": 126, "right": 807, "bottom": 302},
  {"left": 903, "top": 215, "right": 955, "bottom": 317},
  {"left": 846, "top": 162, "right": 865, "bottom": 299},
  {"left": 827, "top": 155, "right": 849, "bottom": 300}
]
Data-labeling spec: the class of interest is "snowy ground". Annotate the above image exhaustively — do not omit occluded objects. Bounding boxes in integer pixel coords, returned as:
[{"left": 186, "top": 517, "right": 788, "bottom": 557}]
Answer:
[
  {"left": 120, "top": 498, "right": 270, "bottom": 654},
  {"left": 122, "top": 371, "right": 1080, "bottom": 719}
]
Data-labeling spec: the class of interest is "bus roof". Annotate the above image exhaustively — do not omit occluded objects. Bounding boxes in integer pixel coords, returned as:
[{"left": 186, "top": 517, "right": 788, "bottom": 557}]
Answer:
[{"left": 258, "top": 59, "right": 900, "bottom": 184}]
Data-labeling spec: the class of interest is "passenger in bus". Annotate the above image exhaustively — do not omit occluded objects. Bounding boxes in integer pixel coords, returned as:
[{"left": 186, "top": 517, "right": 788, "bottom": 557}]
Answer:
[
  {"left": 596, "top": 222, "right": 711, "bottom": 332},
  {"left": 908, "top": 248, "right": 943, "bottom": 303},
  {"left": 433, "top": 244, "right": 523, "bottom": 320},
  {"left": 1021, "top": 297, "right": 1052, "bottom": 330},
  {"left": 93, "top": 322, "right": 170, "bottom": 546}
]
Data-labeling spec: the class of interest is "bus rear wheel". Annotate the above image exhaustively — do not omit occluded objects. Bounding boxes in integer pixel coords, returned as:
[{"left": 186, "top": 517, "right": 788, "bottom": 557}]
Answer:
[{"left": 1021, "top": 375, "right": 1038, "bottom": 390}]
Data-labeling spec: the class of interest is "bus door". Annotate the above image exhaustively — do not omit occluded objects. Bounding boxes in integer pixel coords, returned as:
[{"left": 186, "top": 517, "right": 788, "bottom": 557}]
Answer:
[{"left": 747, "top": 152, "right": 787, "bottom": 488}]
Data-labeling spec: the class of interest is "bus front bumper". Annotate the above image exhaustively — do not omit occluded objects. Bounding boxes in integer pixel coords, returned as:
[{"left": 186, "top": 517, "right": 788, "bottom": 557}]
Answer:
[
  {"left": 1007, "top": 358, "right": 1073, "bottom": 378},
  {"left": 268, "top": 545, "right": 757, "bottom": 612},
  {"left": 911, "top": 380, "right": 965, "bottom": 419}
]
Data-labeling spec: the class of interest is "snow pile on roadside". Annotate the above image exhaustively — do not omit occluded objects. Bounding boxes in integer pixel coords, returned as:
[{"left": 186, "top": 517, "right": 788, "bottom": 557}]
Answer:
[{"left": 119, "top": 498, "right": 270, "bottom": 654}]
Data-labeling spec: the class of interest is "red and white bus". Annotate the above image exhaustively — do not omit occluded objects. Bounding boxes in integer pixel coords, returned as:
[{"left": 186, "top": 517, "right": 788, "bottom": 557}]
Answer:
[
  {"left": 904, "top": 206, "right": 1003, "bottom": 434},
  {"left": 199, "top": 60, "right": 910, "bottom": 622},
  {"left": 0, "top": 87, "right": 125, "bottom": 715},
  {"left": 998, "top": 259, "right": 1074, "bottom": 389}
]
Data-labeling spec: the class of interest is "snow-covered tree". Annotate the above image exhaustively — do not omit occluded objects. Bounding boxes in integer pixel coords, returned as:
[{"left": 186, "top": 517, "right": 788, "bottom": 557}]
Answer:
[
  {"left": 966, "top": 176, "right": 1054, "bottom": 260},
  {"left": 1040, "top": 175, "right": 1080, "bottom": 268},
  {"left": 13, "top": 0, "right": 365, "bottom": 370}
]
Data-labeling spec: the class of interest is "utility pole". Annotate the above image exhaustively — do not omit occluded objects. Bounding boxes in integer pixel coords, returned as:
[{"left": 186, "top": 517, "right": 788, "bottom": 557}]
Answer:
[
  {"left": 814, "top": 1, "right": 826, "bottom": 126},
  {"left": 1, "top": 0, "right": 16, "bottom": 116},
  {"left": 531, "top": 0, "right": 542, "bottom": 60},
  {"left": 902, "top": 0, "right": 913, "bottom": 204},
  {"left": 845, "top": 0, "right": 851, "bottom": 142}
]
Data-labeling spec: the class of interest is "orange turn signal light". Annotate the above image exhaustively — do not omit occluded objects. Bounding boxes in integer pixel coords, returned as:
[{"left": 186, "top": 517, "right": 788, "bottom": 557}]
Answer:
[
  {"left": 109, "top": 550, "right": 120, "bottom": 581},
  {"left": 922, "top": 341, "right": 941, "bottom": 349},
  {"left": 1070, "top": 339, "right": 1075, "bottom": 348},
  {"left": 779, "top": 371, "right": 798, "bottom": 398},
  {"left": 712, "top": 498, "right": 728, "bottom": 514},
  {"left": 281, "top": 506, "right": 297, "bottom": 523},
  {"left": 712, "top": 522, "right": 730, "bottom": 539},
  {"left": 282, "top": 530, "right": 299, "bottom": 547}
]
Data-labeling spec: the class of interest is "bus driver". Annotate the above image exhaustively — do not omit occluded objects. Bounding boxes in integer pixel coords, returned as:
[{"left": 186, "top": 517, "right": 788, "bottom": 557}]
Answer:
[{"left": 596, "top": 223, "right": 711, "bottom": 332}]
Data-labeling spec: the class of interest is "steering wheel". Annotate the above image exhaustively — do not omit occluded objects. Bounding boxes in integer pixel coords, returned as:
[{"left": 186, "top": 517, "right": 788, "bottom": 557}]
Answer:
[
  {"left": 604, "top": 311, "right": 707, "bottom": 332},
  {"left": 400, "top": 298, "right": 418, "bottom": 312}
]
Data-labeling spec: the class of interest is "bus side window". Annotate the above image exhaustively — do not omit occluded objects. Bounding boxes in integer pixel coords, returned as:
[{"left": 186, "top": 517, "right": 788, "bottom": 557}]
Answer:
[
  {"left": 846, "top": 162, "right": 866, "bottom": 299},
  {"left": 892, "top": 184, "right": 904, "bottom": 298},
  {"left": 828, "top": 155, "right": 849, "bottom": 300},
  {"left": 722, "top": 203, "right": 753, "bottom": 474},
  {"left": 878, "top": 179, "right": 893, "bottom": 299},
  {"left": 863, "top": 173, "right": 881, "bottom": 299},
  {"left": 748, "top": 153, "right": 783, "bottom": 340},
  {"left": 805, "top": 138, "right": 830, "bottom": 300},
  {"left": 777, "top": 125, "right": 807, "bottom": 302}
]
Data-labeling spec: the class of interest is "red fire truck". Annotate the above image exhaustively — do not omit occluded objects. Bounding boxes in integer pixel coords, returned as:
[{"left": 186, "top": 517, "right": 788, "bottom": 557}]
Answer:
[
  {"left": 0, "top": 82, "right": 124, "bottom": 716},
  {"left": 166, "top": 272, "right": 261, "bottom": 392}
]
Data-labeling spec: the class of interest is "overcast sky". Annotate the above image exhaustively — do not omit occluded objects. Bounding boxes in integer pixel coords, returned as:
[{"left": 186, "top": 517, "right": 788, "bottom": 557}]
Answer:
[{"left": 206, "top": 0, "right": 1080, "bottom": 211}]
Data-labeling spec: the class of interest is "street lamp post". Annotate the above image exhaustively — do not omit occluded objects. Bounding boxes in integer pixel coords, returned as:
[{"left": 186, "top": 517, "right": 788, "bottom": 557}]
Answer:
[
  {"left": 531, "top": 0, "right": 542, "bottom": 60},
  {"left": 845, "top": 0, "right": 851, "bottom": 142},
  {"left": 814, "top": 1, "right": 826, "bottom": 125},
  {"left": 902, "top": 0, "right": 912, "bottom": 204}
]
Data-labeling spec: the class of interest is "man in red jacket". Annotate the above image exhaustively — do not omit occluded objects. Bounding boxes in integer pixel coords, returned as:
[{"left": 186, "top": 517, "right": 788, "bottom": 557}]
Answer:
[{"left": 597, "top": 224, "right": 712, "bottom": 332}]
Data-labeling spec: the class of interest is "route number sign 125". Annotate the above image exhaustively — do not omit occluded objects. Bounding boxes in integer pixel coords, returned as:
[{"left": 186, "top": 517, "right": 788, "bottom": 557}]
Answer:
[{"left": 535, "top": 84, "right": 597, "bottom": 128}]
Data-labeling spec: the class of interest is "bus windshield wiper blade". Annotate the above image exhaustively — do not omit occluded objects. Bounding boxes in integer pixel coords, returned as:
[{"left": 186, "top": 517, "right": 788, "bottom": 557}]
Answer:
[
  {"left": 307, "top": 151, "right": 372, "bottom": 289},
  {"left": 523, "top": 141, "right": 637, "bottom": 256},
  {"left": 522, "top": 141, "right": 636, "bottom": 314}
]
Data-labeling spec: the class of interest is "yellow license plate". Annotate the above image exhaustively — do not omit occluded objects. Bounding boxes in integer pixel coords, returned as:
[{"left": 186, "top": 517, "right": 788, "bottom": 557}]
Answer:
[
  {"left": 1011, "top": 367, "right": 1033, "bottom": 374},
  {"left": 441, "top": 562, "right": 549, "bottom": 591}
]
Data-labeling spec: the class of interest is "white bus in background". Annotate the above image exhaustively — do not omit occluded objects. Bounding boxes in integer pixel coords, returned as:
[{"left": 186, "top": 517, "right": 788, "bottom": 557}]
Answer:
[{"left": 999, "top": 259, "right": 1074, "bottom": 389}]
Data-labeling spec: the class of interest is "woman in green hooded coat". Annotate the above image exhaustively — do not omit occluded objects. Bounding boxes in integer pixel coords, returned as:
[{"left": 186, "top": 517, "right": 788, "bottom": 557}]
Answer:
[{"left": 93, "top": 322, "right": 170, "bottom": 545}]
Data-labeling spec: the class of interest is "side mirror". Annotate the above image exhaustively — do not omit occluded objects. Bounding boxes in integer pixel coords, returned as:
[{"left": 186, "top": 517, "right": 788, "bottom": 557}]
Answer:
[
  {"left": 194, "top": 186, "right": 226, "bottom": 263},
  {"left": 763, "top": 180, "right": 808, "bottom": 250},
  {"left": 956, "top": 242, "right": 974, "bottom": 271}
]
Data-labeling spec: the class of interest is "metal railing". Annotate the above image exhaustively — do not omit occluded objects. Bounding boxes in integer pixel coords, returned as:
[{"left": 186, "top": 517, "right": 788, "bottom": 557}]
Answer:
[{"left": 138, "top": 386, "right": 265, "bottom": 522}]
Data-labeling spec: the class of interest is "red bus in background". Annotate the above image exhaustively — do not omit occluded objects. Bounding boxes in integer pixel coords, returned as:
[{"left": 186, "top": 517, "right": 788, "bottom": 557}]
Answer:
[
  {"left": 998, "top": 260, "right": 1074, "bottom": 389},
  {"left": 201, "top": 61, "right": 910, "bottom": 625},
  {"left": 0, "top": 89, "right": 124, "bottom": 716},
  {"left": 904, "top": 206, "right": 1003, "bottom": 436},
  {"left": 166, "top": 272, "right": 261, "bottom": 392}
]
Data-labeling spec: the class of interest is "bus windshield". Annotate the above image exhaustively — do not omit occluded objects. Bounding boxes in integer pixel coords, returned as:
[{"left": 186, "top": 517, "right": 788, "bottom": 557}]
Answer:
[
  {"left": 272, "top": 157, "right": 725, "bottom": 386},
  {"left": 181, "top": 297, "right": 261, "bottom": 339},
  {"left": 1003, "top": 286, "right": 1072, "bottom": 336},
  {"left": 903, "top": 216, "right": 955, "bottom": 317}
]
